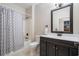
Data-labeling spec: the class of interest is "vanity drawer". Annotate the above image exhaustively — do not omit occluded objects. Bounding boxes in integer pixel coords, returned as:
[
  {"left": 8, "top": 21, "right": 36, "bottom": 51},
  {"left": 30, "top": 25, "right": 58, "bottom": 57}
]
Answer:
[
  {"left": 52, "top": 39, "right": 78, "bottom": 48},
  {"left": 41, "top": 37, "right": 74, "bottom": 46},
  {"left": 40, "top": 37, "right": 78, "bottom": 48}
]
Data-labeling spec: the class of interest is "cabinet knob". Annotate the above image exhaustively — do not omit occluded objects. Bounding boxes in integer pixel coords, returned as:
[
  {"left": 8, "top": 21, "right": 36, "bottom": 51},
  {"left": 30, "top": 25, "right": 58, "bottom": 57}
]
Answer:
[{"left": 53, "top": 47, "right": 55, "bottom": 48}]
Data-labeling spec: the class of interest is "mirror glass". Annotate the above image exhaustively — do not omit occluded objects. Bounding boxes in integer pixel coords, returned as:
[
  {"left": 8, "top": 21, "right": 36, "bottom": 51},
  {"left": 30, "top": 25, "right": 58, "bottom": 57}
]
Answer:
[
  {"left": 53, "top": 7, "right": 70, "bottom": 32},
  {"left": 51, "top": 4, "right": 73, "bottom": 33}
]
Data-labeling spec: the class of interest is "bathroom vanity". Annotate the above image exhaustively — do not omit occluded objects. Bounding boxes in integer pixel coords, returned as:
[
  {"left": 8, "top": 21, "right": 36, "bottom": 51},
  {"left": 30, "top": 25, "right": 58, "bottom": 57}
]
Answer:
[
  {"left": 40, "top": 3, "right": 79, "bottom": 56},
  {"left": 40, "top": 34, "right": 79, "bottom": 56}
]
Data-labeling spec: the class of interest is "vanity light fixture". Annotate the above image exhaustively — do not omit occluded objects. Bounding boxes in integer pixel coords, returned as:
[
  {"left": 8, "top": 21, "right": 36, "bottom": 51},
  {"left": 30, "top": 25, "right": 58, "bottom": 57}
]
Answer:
[{"left": 55, "top": 3, "right": 63, "bottom": 8}]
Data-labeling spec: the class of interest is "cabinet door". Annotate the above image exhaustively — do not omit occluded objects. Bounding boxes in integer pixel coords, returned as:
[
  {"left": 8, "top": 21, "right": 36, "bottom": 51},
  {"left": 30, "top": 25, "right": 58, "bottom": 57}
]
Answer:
[
  {"left": 70, "top": 48, "right": 78, "bottom": 56},
  {"left": 56, "top": 45, "right": 69, "bottom": 56},
  {"left": 47, "top": 42, "right": 55, "bottom": 56},
  {"left": 40, "top": 39, "right": 47, "bottom": 56}
]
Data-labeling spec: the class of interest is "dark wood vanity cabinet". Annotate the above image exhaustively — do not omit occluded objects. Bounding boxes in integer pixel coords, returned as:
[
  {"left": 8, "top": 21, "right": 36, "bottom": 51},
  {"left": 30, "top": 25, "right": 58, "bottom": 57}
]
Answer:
[
  {"left": 40, "top": 37, "right": 78, "bottom": 56},
  {"left": 56, "top": 45, "right": 69, "bottom": 56},
  {"left": 47, "top": 41, "right": 55, "bottom": 56},
  {"left": 40, "top": 38, "right": 47, "bottom": 56},
  {"left": 70, "top": 48, "right": 78, "bottom": 56}
]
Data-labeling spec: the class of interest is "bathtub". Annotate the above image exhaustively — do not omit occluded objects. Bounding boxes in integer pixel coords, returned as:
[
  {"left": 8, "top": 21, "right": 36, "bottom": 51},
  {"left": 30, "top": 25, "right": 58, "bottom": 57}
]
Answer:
[
  {"left": 6, "top": 40, "right": 39, "bottom": 56},
  {"left": 6, "top": 40, "right": 32, "bottom": 56}
]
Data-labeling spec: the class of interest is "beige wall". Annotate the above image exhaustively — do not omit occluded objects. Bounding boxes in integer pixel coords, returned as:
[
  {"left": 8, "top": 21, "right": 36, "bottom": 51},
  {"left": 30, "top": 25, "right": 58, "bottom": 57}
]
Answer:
[
  {"left": 34, "top": 3, "right": 79, "bottom": 37},
  {"left": 34, "top": 3, "right": 54, "bottom": 36},
  {"left": 73, "top": 3, "right": 79, "bottom": 34}
]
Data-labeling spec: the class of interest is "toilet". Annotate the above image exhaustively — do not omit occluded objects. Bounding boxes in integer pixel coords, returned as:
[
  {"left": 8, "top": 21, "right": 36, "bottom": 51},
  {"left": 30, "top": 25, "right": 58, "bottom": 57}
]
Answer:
[
  {"left": 29, "top": 35, "right": 40, "bottom": 55},
  {"left": 29, "top": 35, "right": 40, "bottom": 48}
]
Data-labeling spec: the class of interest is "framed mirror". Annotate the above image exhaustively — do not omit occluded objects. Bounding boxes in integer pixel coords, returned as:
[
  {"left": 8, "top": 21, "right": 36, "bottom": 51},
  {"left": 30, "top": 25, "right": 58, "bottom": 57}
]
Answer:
[{"left": 51, "top": 3, "right": 73, "bottom": 33}]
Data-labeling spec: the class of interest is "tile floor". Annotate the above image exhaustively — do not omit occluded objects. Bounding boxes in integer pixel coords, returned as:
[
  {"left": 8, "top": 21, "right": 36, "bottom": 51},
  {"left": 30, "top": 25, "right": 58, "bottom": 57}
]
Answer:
[{"left": 7, "top": 46, "right": 40, "bottom": 56}]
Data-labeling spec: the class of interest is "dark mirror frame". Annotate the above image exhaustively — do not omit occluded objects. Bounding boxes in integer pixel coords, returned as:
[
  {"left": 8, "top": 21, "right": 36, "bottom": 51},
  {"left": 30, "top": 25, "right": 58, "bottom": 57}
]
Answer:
[{"left": 51, "top": 3, "right": 73, "bottom": 34}]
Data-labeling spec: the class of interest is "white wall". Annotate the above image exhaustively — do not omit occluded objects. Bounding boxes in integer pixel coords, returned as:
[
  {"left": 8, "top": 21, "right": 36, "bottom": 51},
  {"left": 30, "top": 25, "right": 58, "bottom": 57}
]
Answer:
[
  {"left": 23, "top": 19, "right": 26, "bottom": 38},
  {"left": 34, "top": 3, "right": 79, "bottom": 36},
  {"left": 23, "top": 16, "right": 32, "bottom": 41},
  {"left": 25, "top": 7, "right": 32, "bottom": 40}
]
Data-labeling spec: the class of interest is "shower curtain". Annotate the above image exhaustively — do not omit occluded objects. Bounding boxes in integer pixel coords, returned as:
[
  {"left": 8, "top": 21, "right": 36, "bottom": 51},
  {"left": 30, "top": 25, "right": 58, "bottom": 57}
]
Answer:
[{"left": 0, "top": 6, "right": 24, "bottom": 55}]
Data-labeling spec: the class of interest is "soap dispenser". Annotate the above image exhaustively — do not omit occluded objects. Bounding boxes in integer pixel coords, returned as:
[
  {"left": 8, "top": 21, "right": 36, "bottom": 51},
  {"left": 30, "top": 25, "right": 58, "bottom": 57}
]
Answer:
[{"left": 44, "top": 25, "right": 48, "bottom": 35}]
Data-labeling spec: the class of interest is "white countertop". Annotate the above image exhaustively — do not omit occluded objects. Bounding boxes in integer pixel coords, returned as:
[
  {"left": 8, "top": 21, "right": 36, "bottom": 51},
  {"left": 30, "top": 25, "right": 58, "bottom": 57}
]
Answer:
[{"left": 40, "top": 33, "right": 79, "bottom": 43}]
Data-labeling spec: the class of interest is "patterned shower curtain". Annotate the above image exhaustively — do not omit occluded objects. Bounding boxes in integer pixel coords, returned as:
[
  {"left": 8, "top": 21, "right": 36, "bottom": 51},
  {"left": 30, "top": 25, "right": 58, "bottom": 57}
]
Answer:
[{"left": 0, "top": 6, "right": 24, "bottom": 56}]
